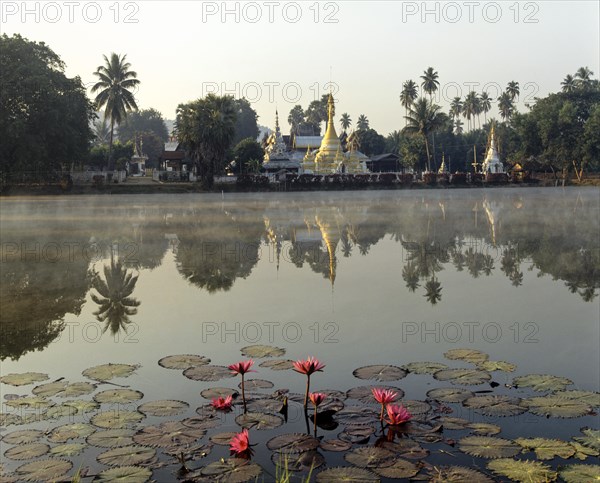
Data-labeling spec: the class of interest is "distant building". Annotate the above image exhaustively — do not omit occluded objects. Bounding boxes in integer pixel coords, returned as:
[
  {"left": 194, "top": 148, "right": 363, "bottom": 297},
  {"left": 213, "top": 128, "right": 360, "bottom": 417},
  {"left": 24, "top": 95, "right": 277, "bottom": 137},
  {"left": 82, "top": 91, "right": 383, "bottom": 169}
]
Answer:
[
  {"left": 367, "top": 153, "right": 405, "bottom": 173},
  {"left": 481, "top": 123, "right": 505, "bottom": 174},
  {"left": 159, "top": 138, "right": 189, "bottom": 172}
]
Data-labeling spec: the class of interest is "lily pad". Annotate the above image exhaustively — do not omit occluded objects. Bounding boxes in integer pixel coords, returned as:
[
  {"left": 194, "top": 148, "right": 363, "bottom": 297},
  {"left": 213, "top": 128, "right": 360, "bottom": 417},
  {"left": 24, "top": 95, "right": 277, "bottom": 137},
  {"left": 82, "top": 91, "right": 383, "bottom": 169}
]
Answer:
[
  {"left": 184, "top": 415, "right": 221, "bottom": 430},
  {"left": 559, "top": 464, "right": 600, "bottom": 483},
  {"left": 335, "top": 406, "right": 379, "bottom": 425},
  {"left": 515, "top": 437, "right": 575, "bottom": 460},
  {"left": 426, "top": 466, "right": 494, "bottom": 482},
  {"left": 346, "top": 386, "right": 404, "bottom": 403},
  {"left": 48, "top": 423, "right": 95, "bottom": 442},
  {"left": 209, "top": 432, "right": 238, "bottom": 446},
  {"left": 463, "top": 395, "right": 527, "bottom": 417},
  {"left": 434, "top": 368, "right": 492, "bottom": 386},
  {"left": 316, "top": 467, "right": 380, "bottom": 482},
  {"left": 272, "top": 450, "right": 325, "bottom": 472},
  {"left": 372, "top": 459, "right": 419, "bottom": 479},
  {"left": 94, "top": 389, "right": 144, "bottom": 404},
  {"left": 0, "top": 413, "right": 22, "bottom": 426},
  {"left": 49, "top": 443, "right": 86, "bottom": 457},
  {"left": 319, "top": 439, "right": 352, "bottom": 452},
  {"left": 570, "top": 441, "right": 599, "bottom": 460},
  {"left": 259, "top": 359, "right": 294, "bottom": 370},
  {"left": 87, "top": 429, "right": 135, "bottom": 448},
  {"left": 200, "top": 387, "right": 237, "bottom": 400},
  {"left": 83, "top": 363, "right": 140, "bottom": 381},
  {"left": 477, "top": 360, "right": 517, "bottom": 372},
  {"left": 403, "top": 361, "right": 448, "bottom": 375},
  {"left": 524, "top": 395, "right": 591, "bottom": 418},
  {"left": 97, "top": 445, "right": 156, "bottom": 466},
  {"left": 183, "top": 365, "right": 235, "bottom": 382},
  {"left": 133, "top": 421, "right": 205, "bottom": 447},
  {"left": 4, "top": 443, "right": 49, "bottom": 460},
  {"left": 344, "top": 447, "right": 396, "bottom": 468},
  {"left": 444, "top": 349, "right": 489, "bottom": 363},
  {"left": 339, "top": 425, "right": 376, "bottom": 444},
  {"left": 63, "top": 399, "right": 99, "bottom": 413},
  {"left": 426, "top": 387, "right": 474, "bottom": 403},
  {"left": 32, "top": 381, "right": 95, "bottom": 398},
  {"left": 45, "top": 404, "right": 78, "bottom": 419},
  {"left": 267, "top": 433, "right": 319, "bottom": 453},
  {"left": 137, "top": 400, "right": 189, "bottom": 417},
  {"left": 380, "top": 440, "right": 429, "bottom": 460},
  {"left": 240, "top": 345, "right": 285, "bottom": 358},
  {"left": 402, "top": 399, "right": 431, "bottom": 415},
  {"left": 201, "top": 458, "right": 262, "bottom": 482},
  {"left": 573, "top": 428, "right": 600, "bottom": 451},
  {"left": 513, "top": 374, "right": 573, "bottom": 392},
  {"left": 352, "top": 365, "right": 407, "bottom": 382},
  {"left": 90, "top": 410, "right": 145, "bottom": 429},
  {"left": 15, "top": 459, "right": 72, "bottom": 481},
  {"left": 439, "top": 417, "right": 470, "bottom": 430},
  {"left": 554, "top": 390, "right": 600, "bottom": 407},
  {"left": 235, "top": 411, "right": 284, "bottom": 430},
  {"left": 459, "top": 436, "right": 520, "bottom": 458},
  {"left": 158, "top": 354, "right": 210, "bottom": 369},
  {"left": 4, "top": 396, "right": 53, "bottom": 409},
  {"left": 487, "top": 458, "right": 557, "bottom": 482},
  {"left": 240, "top": 379, "right": 274, "bottom": 390},
  {"left": 468, "top": 423, "right": 502, "bottom": 436},
  {"left": 1, "top": 430, "right": 44, "bottom": 445},
  {"left": 0, "top": 372, "right": 49, "bottom": 387},
  {"left": 94, "top": 465, "right": 152, "bottom": 482}
]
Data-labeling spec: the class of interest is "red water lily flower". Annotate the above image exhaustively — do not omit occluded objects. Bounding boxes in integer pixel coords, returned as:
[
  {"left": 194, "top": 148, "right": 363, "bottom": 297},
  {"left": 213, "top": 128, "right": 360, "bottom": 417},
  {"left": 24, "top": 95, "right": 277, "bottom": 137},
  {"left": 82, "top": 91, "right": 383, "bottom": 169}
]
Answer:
[
  {"left": 385, "top": 404, "right": 412, "bottom": 426},
  {"left": 309, "top": 392, "right": 327, "bottom": 407},
  {"left": 293, "top": 356, "right": 326, "bottom": 376},
  {"left": 372, "top": 387, "right": 398, "bottom": 421},
  {"left": 211, "top": 395, "right": 233, "bottom": 411},
  {"left": 229, "top": 428, "right": 251, "bottom": 457},
  {"left": 228, "top": 360, "right": 256, "bottom": 375}
]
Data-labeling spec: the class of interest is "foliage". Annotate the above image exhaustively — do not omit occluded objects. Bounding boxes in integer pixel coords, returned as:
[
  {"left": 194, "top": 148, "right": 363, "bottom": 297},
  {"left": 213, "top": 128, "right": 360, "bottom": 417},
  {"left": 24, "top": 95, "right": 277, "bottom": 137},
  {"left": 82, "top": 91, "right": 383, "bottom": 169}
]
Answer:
[
  {"left": 233, "top": 138, "right": 264, "bottom": 174},
  {"left": 232, "top": 98, "right": 260, "bottom": 145},
  {"left": 357, "top": 128, "right": 386, "bottom": 156},
  {"left": 117, "top": 108, "right": 169, "bottom": 143}
]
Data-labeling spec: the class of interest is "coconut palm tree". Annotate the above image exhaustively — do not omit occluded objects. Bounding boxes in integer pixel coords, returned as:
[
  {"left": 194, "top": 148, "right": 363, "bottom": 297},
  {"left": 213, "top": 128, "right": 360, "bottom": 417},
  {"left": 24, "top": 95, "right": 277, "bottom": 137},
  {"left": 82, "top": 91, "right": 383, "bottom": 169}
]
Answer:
[
  {"left": 402, "top": 262, "right": 420, "bottom": 292},
  {"left": 575, "top": 66, "right": 594, "bottom": 88},
  {"left": 561, "top": 74, "right": 577, "bottom": 93},
  {"left": 93, "top": 116, "right": 111, "bottom": 146},
  {"left": 480, "top": 92, "right": 492, "bottom": 124},
  {"left": 91, "top": 53, "right": 140, "bottom": 169},
  {"left": 506, "top": 81, "right": 520, "bottom": 101},
  {"left": 340, "top": 113, "right": 352, "bottom": 133},
  {"left": 424, "top": 277, "right": 442, "bottom": 305},
  {"left": 400, "top": 80, "right": 419, "bottom": 119},
  {"left": 403, "top": 98, "right": 444, "bottom": 171},
  {"left": 420, "top": 67, "right": 440, "bottom": 101},
  {"left": 450, "top": 97, "right": 463, "bottom": 121},
  {"left": 497, "top": 92, "right": 514, "bottom": 122},
  {"left": 454, "top": 118, "right": 464, "bottom": 135},
  {"left": 356, "top": 114, "right": 369, "bottom": 131},
  {"left": 462, "top": 92, "right": 478, "bottom": 131}
]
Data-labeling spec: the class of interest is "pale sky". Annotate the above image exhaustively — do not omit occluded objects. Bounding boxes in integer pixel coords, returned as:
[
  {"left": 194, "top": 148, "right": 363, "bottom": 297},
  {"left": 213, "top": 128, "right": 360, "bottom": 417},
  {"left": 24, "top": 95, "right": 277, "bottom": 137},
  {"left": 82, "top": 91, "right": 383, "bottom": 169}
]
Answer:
[{"left": 3, "top": 1, "right": 599, "bottom": 135}]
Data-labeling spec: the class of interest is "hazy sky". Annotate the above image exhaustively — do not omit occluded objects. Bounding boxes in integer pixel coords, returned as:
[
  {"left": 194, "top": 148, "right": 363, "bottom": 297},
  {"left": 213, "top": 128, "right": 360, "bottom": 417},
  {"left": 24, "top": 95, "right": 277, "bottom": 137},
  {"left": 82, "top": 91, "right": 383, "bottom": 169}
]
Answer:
[{"left": 3, "top": 1, "right": 599, "bottom": 135}]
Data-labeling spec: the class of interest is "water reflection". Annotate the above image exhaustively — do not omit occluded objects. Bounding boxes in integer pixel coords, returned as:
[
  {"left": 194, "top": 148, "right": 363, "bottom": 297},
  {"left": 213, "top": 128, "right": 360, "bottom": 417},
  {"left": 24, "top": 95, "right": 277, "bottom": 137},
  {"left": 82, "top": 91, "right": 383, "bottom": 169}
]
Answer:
[{"left": 0, "top": 190, "right": 597, "bottom": 360}]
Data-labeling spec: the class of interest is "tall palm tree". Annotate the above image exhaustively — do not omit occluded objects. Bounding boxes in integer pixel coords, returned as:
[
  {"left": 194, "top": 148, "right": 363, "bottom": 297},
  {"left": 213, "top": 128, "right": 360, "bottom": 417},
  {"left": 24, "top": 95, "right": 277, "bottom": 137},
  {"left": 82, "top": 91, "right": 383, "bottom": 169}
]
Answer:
[
  {"left": 462, "top": 92, "right": 478, "bottom": 131},
  {"left": 497, "top": 92, "right": 514, "bottom": 122},
  {"left": 400, "top": 80, "right": 419, "bottom": 119},
  {"left": 454, "top": 118, "right": 464, "bottom": 135},
  {"left": 480, "top": 92, "right": 492, "bottom": 124},
  {"left": 403, "top": 98, "right": 444, "bottom": 171},
  {"left": 575, "top": 66, "right": 594, "bottom": 88},
  {"left": 356, "top": 114, "right": 369, "bottom": 131},
  {"left": 93, "top": 116, "right": 111, "bottom": 146},
  {"left": 288, "top": 105, "right": 305, "bottom": 136},
  {"left": 450, "top": 97, "right": 463, "bottom": 121},
  {"left": 424, "top": 277, "right": 442, "bottom": 305},
  {"left": 386, "top": 130, "right": 402, "bottom": 155},
  {"left": 506, "top": 81, "right": 520, "bottom": 101},
  {"left": 91, "top": 53, "right": 140, "bottom": 170},
  {"left": 420, "top": 67, "right": 440, "bottom": 101},
  {"left": 561, "top": 74, "right": 577, "bottom": 93},
  {"left": 340, "top": 113, "right": 352, "bottom": 133}
]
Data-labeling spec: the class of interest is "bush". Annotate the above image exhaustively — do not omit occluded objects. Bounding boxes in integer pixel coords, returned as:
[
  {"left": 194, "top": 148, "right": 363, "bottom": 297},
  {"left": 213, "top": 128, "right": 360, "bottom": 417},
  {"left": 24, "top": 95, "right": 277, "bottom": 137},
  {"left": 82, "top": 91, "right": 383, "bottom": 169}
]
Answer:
[
  {"left": 450, "top": 173, "right": 467, "bottom": 184},
  {"left": 236, "top": 174, "right": 268, "bottom": 188}
]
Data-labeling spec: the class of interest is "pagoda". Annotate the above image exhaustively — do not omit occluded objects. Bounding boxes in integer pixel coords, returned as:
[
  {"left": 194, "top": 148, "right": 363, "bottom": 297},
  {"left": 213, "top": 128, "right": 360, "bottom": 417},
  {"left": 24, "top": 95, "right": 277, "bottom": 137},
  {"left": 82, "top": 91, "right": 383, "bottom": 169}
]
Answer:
[
  {"left": 263, "top": 110, "right": 299, "bottom": 172},
  {"left": 481, "top": 122, "right": 505, "bottom": 174}
]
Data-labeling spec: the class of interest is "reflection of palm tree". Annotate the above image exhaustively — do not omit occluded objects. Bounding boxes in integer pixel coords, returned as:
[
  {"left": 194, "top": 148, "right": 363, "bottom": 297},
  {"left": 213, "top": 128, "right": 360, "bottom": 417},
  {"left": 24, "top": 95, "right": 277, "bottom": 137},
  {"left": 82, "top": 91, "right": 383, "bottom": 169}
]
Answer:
[
  {"left": 424, "top": 277, "right": 442, "bottom": 305},
  {"left": 579, "top": 286, "right": 597, "bottom": 302},
  {"left": 402, "top": 262, "right": 420, "bottom": 292},
  {"left": 91, "top": 258, "right": 140, "bottom": 335}
]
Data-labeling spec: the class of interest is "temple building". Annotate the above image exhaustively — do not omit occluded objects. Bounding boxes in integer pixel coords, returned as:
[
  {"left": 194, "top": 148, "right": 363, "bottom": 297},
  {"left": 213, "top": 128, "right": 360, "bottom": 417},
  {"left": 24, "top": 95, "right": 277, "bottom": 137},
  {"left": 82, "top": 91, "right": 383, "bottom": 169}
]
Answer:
[
  {"left": 262, "top": 110, "right": 300, "bottom": 173},
  {"left": 481, "top": 122, "right": 505, "bottom": 174}
]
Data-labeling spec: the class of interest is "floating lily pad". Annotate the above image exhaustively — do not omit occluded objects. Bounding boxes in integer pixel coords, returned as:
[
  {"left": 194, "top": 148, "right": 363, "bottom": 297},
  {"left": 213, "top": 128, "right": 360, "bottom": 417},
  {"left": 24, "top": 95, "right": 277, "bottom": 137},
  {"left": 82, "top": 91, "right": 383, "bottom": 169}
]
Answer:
[
  {"left": 352, "top": 365, "right": 407, "bottom": 382},
  {"left": 434, "top": 368, "right": 491, "bottom": 386},
  {"left": 158, "top": 354, "right": 210, "bottom": 369},
  {"left": 1, "top": 430, "right": 44, "bottom": 445},
  {"left": 344, "top": 447, "right": 396, "bottom": 468},
  {"left": 183, "top": 365, "right": 235, "bottom": 382},
  {"left": 378, "top": 440, "right": 429, "bottom": 459},
  {"left": 513, "top": 374, "right": 573, "bottom": 392},
  {"left": 45, "top": 404, "right": 77, "bottom": 419},
  {"left": 200, "top": 387, "right": 237, "bottom": 400},
  {"left": 559, "top": 464, "right": 600, "bottom": 483},
  {"left": 468, "top": 423, "right": 502, "bottom": 436},
  {"left": 49, "top": 443, "right": 86, "bottom": 457},
  {"left": 240, "top": 345, "right": 285, "bottom": 358},
  {"left": 4, "top": 396, "right": 53, "bottom": 409},
  {"left": 137, "top": 400, "right": 189, "bottom": 417},
  {"left": 459, "top": 436, "right": 520, "bottom": 458},
  {"left": 272, "top": 450, "right": 325, "bottom": 472},
  {"left": 94, "top": 389, "right": 144, "bottom": 404},
  {"left": 403, "top": 361, "right": 448, "bottom": 375},
  {"left": 439, "top": 417, "right": 470, "bottom": 430},
  {"left": 573, "top": 428, "right": 600, "bottom": 451},
  {"left": 0, "top": 413, "right": 23, "bottom": 426},
  {"left": 426, "top": 387, "right": 474, "bottom": 403},
  {"left": 266, "top": 433, "right": 319, "bottom": 453},
  {"left": 259, "top": 359, "right": 294, "bottom": 370},
  {"left": 570, "top": 441, "right": 599, "bottom": 460},
  {"left": 444, "top": 349, "right": 489, "bottom": 363},
  {"left": 477, "top": 360, "right": 517, "bottom": 372},
  {"left": 339, "top": 425, "right": 376, "bottom": 444},
  {"left": 15, "top": 459, "right": 72, "bottom": 481},
  {"left": 402, "top": 399, "right": 431, "bottom": 415},
  {"left": 48, "top": 423, "right": 95, "bottom": 443},
  {"left": 372, "top": 458, "right": 419, "bottom": 479},
  {"left": 463, "top": 395, "right": 527, "bottom": 417},
  {"left": 246, "top": 397, "right": 283, "bottom": 413},
  {"left": 94, "top": 465, "right": 152, "bottom": 482},
  {"left": 4, "top": 443, "right": 49, "bottom": 460},
  {"left": 133, "top": 421, "right": 205, "bottom": 447},
  {"left": 87, "top": 429, "right": 134, "bottom": 448},
  {"left": 97, "top": 445, "right": 156, "bottom": 466},
  {"left": 426, "top": 466, "right": 494, "bottom": 482},
  {"left": 209, "top": 432, "right": 238, "bottom": 446},
  {"left": 32, "top": 381, "right": 95, "bottom": 398},
  {"left": 335, "top": 406, "right": 379, "bottom": 425},
  {"left": 316, "top": 467, "right": 380, "bottom": 482},
  {"left": 515, "top": 437, "right": 575, "bottom": 460},
  {"left": 201, "top": 458, "right": 262, "bottom": 482},
  {"left": 346, "top": 386, "right": 404, "bottom": 403},
  {"left": 487, "top": 458, "right": 557, "bottom": 482},
  {"left": 63, "top": 399, "right": 99, "bottom": 413},
  {"left": 240, "top": 379, "right": 274, "bottom": 390},
  {"left": 184, "top": 415, "right": 221, "bottom": 430},
  {"left": 319, "top": 439, "right": 352, "bottom": 452},
  {"left": 235, "top": 411, "right": 284, "bottom": 430},
  {"left": 90, "top": 410, "right": 145, "bottom": 429},
  {"left": 524, "top": 395, "right": 591, "bottom": 418},
  {"left": 83, "top": 363, "right": 140, "bottom": 381},
  {"left": 554, "top": 390, "right": 600, "bottom": 407},
  {"left": 0, "top": 373, "right": 48, "bottom": 387}
]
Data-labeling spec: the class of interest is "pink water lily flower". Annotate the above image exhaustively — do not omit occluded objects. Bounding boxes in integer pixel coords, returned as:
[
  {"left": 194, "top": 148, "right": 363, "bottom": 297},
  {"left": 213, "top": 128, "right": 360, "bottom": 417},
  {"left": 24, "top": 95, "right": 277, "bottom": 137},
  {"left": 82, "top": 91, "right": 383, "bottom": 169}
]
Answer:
[
  {"left": 229, "top": 428, "right": 251, "bottom": 457},
  {"left": 228, "top": 360, "right": 256, "bottom": 375},
  {"left": 211, "top": 395, "right": 233, "bottom": 411},
  {"left": 385, "top": 404, "right": 412, "bottom": 426},
  {"left": 372, "top": 387, "right": 398, "bottom": 421},
  {"left": 309, "top": 392, "right": 327, "bottom": 407},
  {"left": 293, "top": 357, "right": 326, "bottom": 407}
]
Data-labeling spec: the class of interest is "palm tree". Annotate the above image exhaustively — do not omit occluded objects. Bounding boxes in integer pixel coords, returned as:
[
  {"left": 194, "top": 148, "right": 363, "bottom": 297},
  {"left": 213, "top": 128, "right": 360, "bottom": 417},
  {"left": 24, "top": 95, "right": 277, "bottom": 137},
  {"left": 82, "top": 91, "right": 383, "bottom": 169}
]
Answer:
[
  {"left": 497, "top": 92, "right": 514, "bottom": 122},
  {"left": 506, "top": 81, "right": 520, "bottom": 101},
  {"left": 288, "top": 105, "right": 305, "bottom": 136},
  {"left": 420, "top": 67, "right": 440, "bottom": 101},
  {"left": 93, "top": 116, "right": 111, "bottom": 146},
  {"left": 575, "top": 66, "right": 594, "bottom": 88},
  {"left": 424, "top": 277, "right": 442, "bottom": 305},
  {"left": 450, "top": 97, "right": 463, "bottom": 121},
  {"left": 403, "top": 98, "right": 444, "bottom": 171},
  {"left": 91, "top": 53, "right": 140, "bottom": 170},
  {"left": 356, "top": 114, "right": 369, "bottom": 131},
  {"left": 402, "top": 262, "right": 420, "bottom": 292},
  {"left": 400, "top": 80, "right": 419, "bottom": 119},
  {"left": 454, "top": 118, "right": 464, "bottom": 135},
  {"left": 462, "top": 93, "right": 475, "bottom": 131},
  {"left": 386, "top": 130, "right": 402, "bottom": 155},
  {"left": 91, "top": 257, "right": 141, "bottom": 335},
  {"left": 561, "top": 74, "right": 577, "bottom": 93},
  {"left": 340, "top": 113, "right": 352, "bottom": 133},
  {"left": 480, "top": 92, "right": 492, "bottom": 124}
]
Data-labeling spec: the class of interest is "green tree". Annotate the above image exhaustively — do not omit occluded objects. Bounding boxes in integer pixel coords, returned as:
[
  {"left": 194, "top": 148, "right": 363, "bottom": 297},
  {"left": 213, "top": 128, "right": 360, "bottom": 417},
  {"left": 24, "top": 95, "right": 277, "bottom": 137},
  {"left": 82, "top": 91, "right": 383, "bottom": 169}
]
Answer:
[
  {"left": 93, "top": 115, "right": 111, "bottom": 146},
  {"left": 117, "top": 108, "right": 169, "bottom": 143},
  {"left": 575, "top": 66, "right": 594, "bottom": 89},
  {"left": 506, "top": 81, "right": 520, "bottom": 101},
  {"left": 400, "top": 80, "right": 419, "bottom": 119},
  {"left": 480, "top": 92, "right": 492, "bottom": 124},
  {"left": 356, "top": 114, "right": 369, "bottom": 130},
  {"left": 450, "top": 97, "right": 463, "bottom": 120},
  {"left": 420, "top": 67, "right": 439, "bottom": 101},
  {"left": 232, "top": 98, "right": 260, "bottom": 145},
  {"left": 385, "top": 130, "right": 402, "bottom": 155},
  {"left": 136, "top": 131, "right": 163, "bottom": 169},
  {"left": 561, "top": 74, "right": 576, "bottom": 93},
  {"left": 91, "top": 53, "right": 140, "bottom": 170},
  {"left": 306, "top": 99, "right": 327, "bottom": 130},
  {"left": 403, "top": 98, "right": 444, "bottom": 171},
  {"left": 176, "top": 94, "right": 237, "bottom": 189},
  {"left": 358, "top": 128, "right": 386, "bottom": 156},
  {"left": 340, "top": 113, "right": 352, "bottom": 132},
  {"left": 288, "top": 105, "right": 304, "bottom": 135},
  {"left": 233, "top": 137, "right": 264, "bottom": 173},
  {"left": 0, "top": 34, "right": 95, "bottom": 178},
  {"left": 497, "top": 92, "right": 515, "bottom": 122}
]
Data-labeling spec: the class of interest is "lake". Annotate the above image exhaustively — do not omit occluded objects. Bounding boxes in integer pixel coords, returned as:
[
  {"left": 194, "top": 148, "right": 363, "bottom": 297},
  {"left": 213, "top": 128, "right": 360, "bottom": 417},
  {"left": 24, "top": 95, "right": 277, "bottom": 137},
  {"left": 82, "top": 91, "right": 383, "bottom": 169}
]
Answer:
[{"left": 1, "top": 187, "right": 598, "bottom": 482}]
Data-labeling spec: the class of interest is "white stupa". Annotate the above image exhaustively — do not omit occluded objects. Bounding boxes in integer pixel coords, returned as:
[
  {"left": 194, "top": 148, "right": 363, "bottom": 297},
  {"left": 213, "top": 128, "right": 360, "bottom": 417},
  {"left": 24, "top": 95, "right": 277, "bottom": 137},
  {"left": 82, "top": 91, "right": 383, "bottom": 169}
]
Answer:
[{"left": 481, "top": 122, "right": 504, "bottom": 174}]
